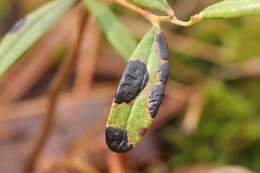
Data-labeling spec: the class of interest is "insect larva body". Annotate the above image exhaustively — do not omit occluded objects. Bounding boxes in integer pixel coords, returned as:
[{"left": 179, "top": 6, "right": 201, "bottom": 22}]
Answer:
[
  {"left": 149, "top": 85, "right": 165, "bottom": 118},
  {"left": 156, "top": 33, "right": 169, "bottom": 61},
  {"left": 159, "top": 62, "right": 169, "bottom": 85},
  {"left": 115, "top": 60, "right": 149, "bottom": 104},
  {"left": 105, "top": 127, "right": 133, "bottom": 152}
]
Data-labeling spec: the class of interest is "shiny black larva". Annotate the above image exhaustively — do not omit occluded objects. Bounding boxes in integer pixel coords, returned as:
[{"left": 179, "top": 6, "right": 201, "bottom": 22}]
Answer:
[
  {"left": 115, "top": 60, "right": 149, "bottom": 104},
  {"left": 156, "top": 33, "right": 169, "bottom": 61},
  {"left": 148, "top": 85, "right": 165, "bottom": 118},
  {"left": 105, "top": 127, "right": 133, "bottom": 153},
  {"left": 159, "top": 62, "right": 169, "bottom": 86}
]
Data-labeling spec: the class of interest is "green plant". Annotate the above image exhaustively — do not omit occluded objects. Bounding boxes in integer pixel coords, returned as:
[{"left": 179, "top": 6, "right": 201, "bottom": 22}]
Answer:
[{"left": 1, "top": 0, "right": 260, "bottom": 171}]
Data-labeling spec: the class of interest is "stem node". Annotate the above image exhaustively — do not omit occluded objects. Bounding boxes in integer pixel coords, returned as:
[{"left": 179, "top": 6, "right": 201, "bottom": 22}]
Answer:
[{"left": 112, "top": 0, "right": 202, "bottom": 27}]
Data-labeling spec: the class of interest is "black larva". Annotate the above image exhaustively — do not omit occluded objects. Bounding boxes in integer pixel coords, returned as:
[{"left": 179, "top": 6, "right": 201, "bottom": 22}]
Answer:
[
  {"left": 148, "top": 85, "right": 165, "bottom": 118},
  {"left": 9, "top": 18, "right": 26, "bottom": 33},
  {"left": 159, "top": 62, "right": 169, "bottom": 86},
  {"left": 156, "top": 33, "right": 169, "bottom": 61},
  {"left": 105, "top": 127, "right": 133, "bottom": 153},
  {"left": 115, "top": 60, "right": 149, "bottom": 104}
]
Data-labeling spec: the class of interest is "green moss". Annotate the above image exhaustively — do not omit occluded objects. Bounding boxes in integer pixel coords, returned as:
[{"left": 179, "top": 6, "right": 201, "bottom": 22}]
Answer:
[{"left": 161, "top": 80, "right": 260, "bottom": 172}]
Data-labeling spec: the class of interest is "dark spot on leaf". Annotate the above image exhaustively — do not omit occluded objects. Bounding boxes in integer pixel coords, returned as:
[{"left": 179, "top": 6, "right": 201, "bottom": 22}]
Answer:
[
  {"left": 9, "top": 18, "right": 26, "bottom": 33},
  {"left": 105, "top": 127, "right": 133, "bottom": 153},
  {"left": 159, "top": 62, "right": 169, "bottom": 85},
  {"left": 115, "top": 60, "right": 149, "bottom": 104},
  {"left": 156, "top": 33, "right": 168, "bottom": 60},
  {"left": 149, "top": 85, "right": 165, "bottom": 118},
  {"left": 139, "top": 128, "right": 148, "bottom": 137}
]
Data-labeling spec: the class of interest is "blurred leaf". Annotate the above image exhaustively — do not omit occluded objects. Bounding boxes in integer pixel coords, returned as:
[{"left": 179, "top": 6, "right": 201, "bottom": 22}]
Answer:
[
  {"left": 83, "top": 0, "right": 137, "bottom": 61},
  {"left": 162, "top": 80, "right": 260, "bottom": 171},
  {"left": 190, "top": 18, "right": 260, "bottom": 62},
  {"left": 201, "top": 0, "right": 260, "bottom": 18},
  {"left": 0, "top": 0, "right": 77, "bottom": 77},
  {"left": 132, "top": 0, "right": 170, "bottom": 13}
]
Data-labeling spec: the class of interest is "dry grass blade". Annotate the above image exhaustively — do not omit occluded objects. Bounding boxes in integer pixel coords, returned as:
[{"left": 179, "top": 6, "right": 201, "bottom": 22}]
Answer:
[
  {"left": 73, "top": 16, "right": 101, "bottom": 96},
  {"left": 0, "top": 83, "right": 116, "bottom": 122}
]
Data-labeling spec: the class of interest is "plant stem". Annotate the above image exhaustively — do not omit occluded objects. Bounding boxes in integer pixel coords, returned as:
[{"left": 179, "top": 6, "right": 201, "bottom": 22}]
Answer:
[
  {"left": 112, "top": 0, "right": 202, "bottom": 27},
  {"left": 170, "top": 14, "right": 203, "bottom": 27},
  {"left": 113, "top": 0, "right": 159, "bottom": 25},
  {"left": 23, "top": 9, "right": 87, "bottom": 173}
]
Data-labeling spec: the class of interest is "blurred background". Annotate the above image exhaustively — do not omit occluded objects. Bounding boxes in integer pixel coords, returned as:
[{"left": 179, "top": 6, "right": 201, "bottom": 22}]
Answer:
[{"left": 0, "top": 0, "right": 260, "bottom": 173}]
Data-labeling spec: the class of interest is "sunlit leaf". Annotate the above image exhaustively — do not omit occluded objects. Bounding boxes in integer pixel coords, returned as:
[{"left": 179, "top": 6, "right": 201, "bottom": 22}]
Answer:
[
  {"left": 83, "top": 0, "right": 137, "bottom": 61},
  {"left": 0, "top": 0, "right": 77, "bottom": 77},
  {"left": 201, "top": 0, "right": 260, "bottom": 18}
]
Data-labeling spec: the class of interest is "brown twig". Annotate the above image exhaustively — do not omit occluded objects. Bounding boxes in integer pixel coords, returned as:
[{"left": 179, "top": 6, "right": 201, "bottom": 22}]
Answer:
[
  {"left": 41, "top": 158, "right": 101, "bottom": 173},
  {"left": 106, "top": 152, "right": 125, "bottom": 173},
  {"left": 23, "top": 7, "right": 88, "bottom": 173},
  {"left": 112, "top": 0, "right": 202, "bottom": 26},
  {"left": 73, "top": 17, "right": 101, "bottom": 96},
  {"left": 112, "top": 0, "right": 159, "bottom": 25}
]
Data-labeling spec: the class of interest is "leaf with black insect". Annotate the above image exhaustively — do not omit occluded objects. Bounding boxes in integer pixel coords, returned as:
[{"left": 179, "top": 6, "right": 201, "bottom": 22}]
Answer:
[{"left": 105, "top": 26, "right": 169, "bottom": 153}]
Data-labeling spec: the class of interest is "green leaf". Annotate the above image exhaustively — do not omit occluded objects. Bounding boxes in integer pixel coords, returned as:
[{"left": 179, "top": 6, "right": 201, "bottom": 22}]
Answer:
[
  {"left": 201, "top": 0, "right": 260, "bottom": 18},
  {"left": 0, "top": 0, "right": 77, "bottom": 78},
  {"left": 107, "top": 27, "right": 157, "bottom": 129},
  {"left": 131, "top": 0, "right": 171, "bottom": 13},
  {"left": 83, "top": 0, "right": 137, "bottom": 61},
  {"left": 105, "top": 26, "right": 169, "bottom": 153}
]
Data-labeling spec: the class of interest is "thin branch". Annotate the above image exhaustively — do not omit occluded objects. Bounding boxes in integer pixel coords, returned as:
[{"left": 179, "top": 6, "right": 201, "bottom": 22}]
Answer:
[
  {"left": 170, "top": 14, "right": 203, "bottom": 27},
  {"left": 113, "top": 0, "right": 159, "bottom": 26},
  {"left": 112, "top": 0, "right": 202, "bottom": 27},
  {"left": 73, "top": 17, "right": 101, "bottom": 96},
  {"left": 106, "top": 152, "right": 125, "bottom": 173},
  {"left": 23, "top": 8, "right": 87, "bottom": 173}
]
